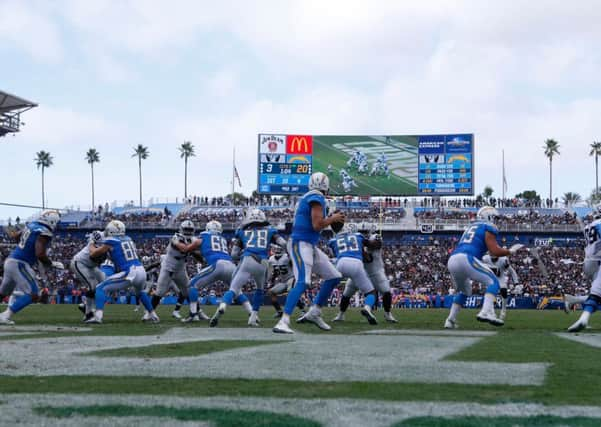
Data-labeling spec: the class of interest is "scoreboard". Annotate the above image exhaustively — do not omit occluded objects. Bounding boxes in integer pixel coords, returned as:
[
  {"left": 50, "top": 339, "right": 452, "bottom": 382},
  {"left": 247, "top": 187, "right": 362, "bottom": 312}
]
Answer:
[
  {"left": 257, "top": 133, "right": 474, "bottom": 196},
  {"left": 417, "top": 134, "right": 473, "bottom": 195},
  {"left": 257, "top": 134, "right": 313, "bottom": 194}
]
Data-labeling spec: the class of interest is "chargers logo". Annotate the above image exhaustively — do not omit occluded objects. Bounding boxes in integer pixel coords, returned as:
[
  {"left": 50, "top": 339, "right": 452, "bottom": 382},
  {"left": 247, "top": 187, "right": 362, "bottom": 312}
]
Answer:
[
  {"left": 286, "top": 135, "right": 313, "bottom": 154},
  {"left": 447, "top": 155, "right": 469, "bottom": 163},
  {"left": 287, "top": 155, "right": 311, "bottom": 164}
]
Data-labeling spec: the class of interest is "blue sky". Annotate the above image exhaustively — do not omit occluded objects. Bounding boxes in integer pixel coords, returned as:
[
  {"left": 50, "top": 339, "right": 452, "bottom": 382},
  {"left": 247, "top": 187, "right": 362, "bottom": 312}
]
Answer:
[{"left": 1, "top": 0, "right": 601, "bottom": 220}]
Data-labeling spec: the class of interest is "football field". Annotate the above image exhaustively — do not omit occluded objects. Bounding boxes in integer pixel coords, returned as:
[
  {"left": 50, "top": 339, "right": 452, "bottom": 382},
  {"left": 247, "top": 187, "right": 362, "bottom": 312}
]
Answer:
[
  {"left": 312, "top": 135, "right": 419, "bottom": 196},
  {"left": 1, "top": 305, "right": 601, "bottom": 426}
]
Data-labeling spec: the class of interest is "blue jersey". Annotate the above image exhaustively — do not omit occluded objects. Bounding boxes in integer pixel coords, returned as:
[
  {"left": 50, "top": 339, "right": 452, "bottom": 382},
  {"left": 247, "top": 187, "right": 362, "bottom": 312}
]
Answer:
[
  {"left": 103, "top": 236, "right": 142, "bottom": 272},
  {"left": 10, "top": 221, "right": 53, "bottom": 266},
  {"left": 199, "top": 231, "right": 232, "bottom": 265},
  {"left": 453, "top": 221, "right": 499, "bottom": 259},
  {"left": 328, "top": 232, "right": 365, "bottom": 261},
  {"left": 291, "top": 190, "right": 327, "bottom": 245},
  {"left": 235, "top": 226, "right": 278, "bottom": 260},
  {"left": 100, "top": 260, "right": 116, "bottom": 277}
]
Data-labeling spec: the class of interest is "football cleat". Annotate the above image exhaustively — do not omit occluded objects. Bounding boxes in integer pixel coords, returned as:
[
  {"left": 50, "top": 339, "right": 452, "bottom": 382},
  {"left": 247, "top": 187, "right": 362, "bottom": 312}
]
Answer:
[
  {"left": 83, "top": 312, "right": 95, "bottom": 322},
  {"left": 361, "top": 306, "right": 378, "bottom": 325},
  {"left": 209, "top": 308, "right": 224, "bottom": 328},
  {"left": 197, "top": 310, "right": 210, "bottom": 321},
  {"left": 332, "top": 312, "right": 345, "bottom": 322},
  {"left": 0, "top": 314, "right": 15, "bottom": 325},
  {"left": 143, "top": 312, "right": 160, "bottom": 323},
  {"left": 84, "top": 316, "right": 102, "bottom": 324},
  {"left": 444, "top": 318, "right": 458, "bottom": 329},
  {"left": 77, "top": 303, "right": 86, "bottom": 315},
  {"left": 568, "top": 320, "right": 587, "bottom": 333},
  {"left": 301, "top": 310, "right": 331, "bottom": 331},
  {"left": 171, "top": 310, "right": 182, "bottom": 320},
  {"left": 181, "top": 314, "right": 200, "bottom": 323},
  {"left": 273, "top": 319, "right": 294, "bottom": 334},
  {"left": 476, "top": 310, "right": 504, "bottom": 327},
  {"left": 383, "top": 312, "right": 398, "bottom": 323}
]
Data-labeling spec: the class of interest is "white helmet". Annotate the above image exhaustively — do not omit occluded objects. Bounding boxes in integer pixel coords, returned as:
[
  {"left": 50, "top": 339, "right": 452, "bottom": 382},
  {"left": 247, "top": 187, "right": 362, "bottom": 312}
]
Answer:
[
  {"left": 179, "top": 220, "right": 195, "bottom": 236},
  {"left": 89, "top": 230, "right": 104, "bottom": 244},
  {"left": 593, "top": 204, "right": 601, "bottom": 220},
  {"left": 244, "top": 208, "right": 267, "bottom": 226},
  {"left": 309, "top": 172, "right": 329, "bottom": 193},
  {"left": 206, "top": 220, "right": 222, "bottom": 234},
  {"left": 105, "top": 220, "right": 126, "bottom": 236},
  {"left": 272, "top": 244, "right": 284, "bottom": 257},
  {"left": 476, "top": 206, "right": 499, "bottom": 222},
  {"left": 338, "top": 223, "right": 357, "bottom": 235},
  {"left": 37, "top": 210, "right": 61, "bottom": 230}
]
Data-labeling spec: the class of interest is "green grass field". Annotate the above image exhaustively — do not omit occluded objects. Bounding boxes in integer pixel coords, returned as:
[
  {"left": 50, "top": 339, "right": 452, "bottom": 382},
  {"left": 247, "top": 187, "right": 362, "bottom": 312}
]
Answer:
[
  {"left": 312, "top": 135, "right": 418, "bottom": 196},
  {"left": 1, "top": 304, "right": 600, "bottom": 426}
]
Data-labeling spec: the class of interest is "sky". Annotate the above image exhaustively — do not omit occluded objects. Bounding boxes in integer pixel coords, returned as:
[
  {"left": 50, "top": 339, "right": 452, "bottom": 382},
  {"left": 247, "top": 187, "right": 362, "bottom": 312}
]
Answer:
[{"left": 1, "top": 0, "right": 601, "bottom": 220}]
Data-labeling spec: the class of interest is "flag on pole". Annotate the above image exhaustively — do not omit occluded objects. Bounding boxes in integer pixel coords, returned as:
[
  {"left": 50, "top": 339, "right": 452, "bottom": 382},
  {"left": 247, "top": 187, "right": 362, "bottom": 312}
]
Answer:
[
  {"left": 234, "top": 166, "right": 242, "bottom": 187},
  {"left": 502, "top": 150, "right": 508, "bottom": 197}
]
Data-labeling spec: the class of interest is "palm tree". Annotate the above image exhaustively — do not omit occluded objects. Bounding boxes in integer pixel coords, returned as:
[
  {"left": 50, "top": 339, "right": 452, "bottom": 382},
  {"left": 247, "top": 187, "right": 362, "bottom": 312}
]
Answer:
[
  {"left": 85, "top": 148, "right": 100, "bottom": 213},
  {"left": 35, "top": 151, "right": 53, "bottom": 208},
  {"left": 590, "top": 141, "right": 601, "bottom": 196},
  {"left": 178, "top": 141, "right": 195, "bottom": 200},
  {"left": 132, "top": 144, "right": 149, "bottom": 207},
  {"left": 543, "top": 139, "right": 560, "bottom": 203},
  {"left": 562, "top": 192, "right": 582, "bottom": 207}
]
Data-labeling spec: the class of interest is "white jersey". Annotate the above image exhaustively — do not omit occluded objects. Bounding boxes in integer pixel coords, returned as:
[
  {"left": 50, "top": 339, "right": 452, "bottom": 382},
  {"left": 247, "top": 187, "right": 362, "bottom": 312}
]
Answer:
[
  {"left": 161, "top": 233, "right": 194, "bottom": 272},
  {"left": 584, "top": 218, "right": 601, "bottom": 261},
  {"left": 364, "top": 234, "right": 384, "bottom": 275},
  {"left": 269, "top": 254, "right": 293, "bottom": 282},
  {"left": 73, "top": 241, "right": 101, "bottom": 268},
  {"left": 482, "top": 255, "right": 518, "bottom": 287}
]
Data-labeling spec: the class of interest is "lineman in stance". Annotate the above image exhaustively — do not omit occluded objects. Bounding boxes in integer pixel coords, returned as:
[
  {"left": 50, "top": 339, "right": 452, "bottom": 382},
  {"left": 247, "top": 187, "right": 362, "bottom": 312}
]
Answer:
[
  {"left": 273, "top": 172, "right": 345, "bottom": 334},
  {"left": 186, "top": 220, "right": 253, "bottom": 321},
  {"left": 445, "top": 206, "right": 523, "bottom": 328},
  {"left": 568, "top": 205, "right": 601, "bottom": 332},
  {"left": 71, "top": 230, "right": 106, "bottom": 321},
  {"left": 328, "top": 223, "right": 378, "bottom": 324},
  {"left": 209, "top": 209, "right": 287, "bottom": 327},
  {"left": 482, "top": 254, "right": 519, "bottom": 321},
  {"left": 148, "top": 220, "right": 209, "bottom": 320},
  {"left": 334, "top": 228, "right": 397, "bottom": 323},
  {"left": 267, "top": 245, "right": 305, "bottom": 318},
  {"left": 0, "top": 210, "right": 63, "bottom": 324},
  {"left": 86, "top": 220, "right": 158, "bottom": 324}
]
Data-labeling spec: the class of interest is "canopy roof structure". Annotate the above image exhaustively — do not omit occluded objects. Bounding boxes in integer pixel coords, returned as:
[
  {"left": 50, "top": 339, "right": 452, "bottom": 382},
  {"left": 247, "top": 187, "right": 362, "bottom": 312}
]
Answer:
[{"left": 0, "top": 90, "right": 38, "bottom": 137}]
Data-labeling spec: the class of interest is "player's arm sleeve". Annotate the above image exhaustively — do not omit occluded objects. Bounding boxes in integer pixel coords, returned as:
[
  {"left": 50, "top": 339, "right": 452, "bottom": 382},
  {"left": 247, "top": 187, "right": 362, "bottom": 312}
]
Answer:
[{"left": 273, "top": 233, "right": 287, "bottom": 248}]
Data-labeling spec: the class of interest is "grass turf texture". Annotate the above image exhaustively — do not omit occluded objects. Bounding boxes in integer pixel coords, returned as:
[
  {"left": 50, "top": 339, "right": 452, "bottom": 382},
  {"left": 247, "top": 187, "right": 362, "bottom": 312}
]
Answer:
[
  {"left": 312, "top": 135, "right": 418, "bottom": 196},
  {"left": 394, "top": 416, "right": 601, "bottom": 427},
  {"left": 35, "top": 404, "right": 320, "bottom": 427},
  {"left": 0, "top": 304, "right": 599, "bottom": 406},
  {"left": 87, "top": 339, "right": 282, "bottom": 358}
]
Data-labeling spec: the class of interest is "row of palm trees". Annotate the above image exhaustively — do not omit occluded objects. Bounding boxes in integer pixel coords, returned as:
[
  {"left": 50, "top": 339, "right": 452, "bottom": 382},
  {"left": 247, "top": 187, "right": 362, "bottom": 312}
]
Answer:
[
  {"left": 35, "top": 142, "right": 196, "bottom": 209},
  {"left": 33, "top": 139, "right": 601, "bottom": 210},
  {"left": 543, "top": 139, "right": 601, "bottom": 202}
]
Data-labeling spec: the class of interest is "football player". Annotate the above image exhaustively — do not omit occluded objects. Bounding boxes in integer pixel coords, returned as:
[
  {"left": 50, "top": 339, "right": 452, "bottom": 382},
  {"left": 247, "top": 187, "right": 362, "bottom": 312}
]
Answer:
[
  {"left": 148, "top": 220, "right": 209, "bottom": 321},
  {"left": 327, "top": 223, "right": 378, "bottom": 324},
  {"left": 186, "top": 220, "right": 253, "bottom": 322},
  {"left": 86, "top": 220, "right": 158, "bottom": 324},
  {"left": 0, "top": 210, "right": 63, "bottom": 324},
  {"left": 209, "top": 209, "right": 286, "bottom": 327},
  {"left": 267, "top": 245, "right": 305, "bottom": 318},
  {"left": 568, "top": 205, "right": 601, "bottom": 332},
  {"left": 444, "top": 206, "right": 523, "bottom": 328},
  {"left": 70, "top": 230, "right": 107, "bottom": 321},
  {"left": 334, "top": 228, "right": 397, "bottom": 323},
  {"left": 273, "top": 172, "right": 345, "bottom": 334},
  {"left": 482, "top": 254, "right": 519, "bottom": 321}
]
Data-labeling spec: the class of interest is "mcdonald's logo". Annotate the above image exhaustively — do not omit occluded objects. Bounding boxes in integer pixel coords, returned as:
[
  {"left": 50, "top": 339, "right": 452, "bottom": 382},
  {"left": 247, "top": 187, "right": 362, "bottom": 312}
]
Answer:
[{"left": 286, "top": 135, "right": 313, "bottom": 154}]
